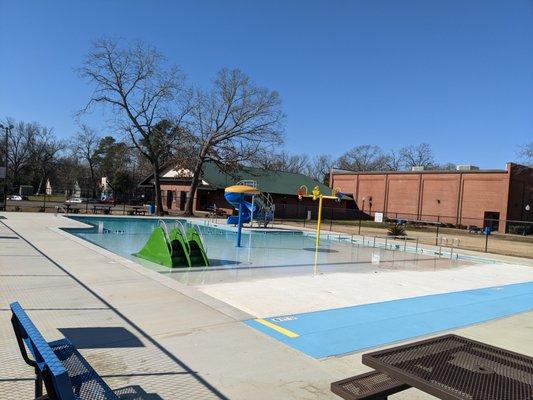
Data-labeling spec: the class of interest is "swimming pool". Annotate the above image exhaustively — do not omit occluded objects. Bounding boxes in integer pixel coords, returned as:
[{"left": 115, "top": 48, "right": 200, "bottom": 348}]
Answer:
[
  {"left": 63, "top": 216, "right": 457, "bottom": 280},
  {"left": 63, "top": 216, "right": 533, "bottom": 358}
]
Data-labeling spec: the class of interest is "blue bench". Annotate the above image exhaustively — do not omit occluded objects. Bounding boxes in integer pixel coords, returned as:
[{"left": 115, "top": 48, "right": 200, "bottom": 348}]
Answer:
[{"left": 10, "top": 302, "right": 118, "bottom": 400}]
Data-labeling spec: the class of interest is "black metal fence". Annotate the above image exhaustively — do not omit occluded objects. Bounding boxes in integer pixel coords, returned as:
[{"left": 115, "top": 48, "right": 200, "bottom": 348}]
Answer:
[
  {"left": 273, "top": 203, "right": 533, "bottom": 258},
  {"left": 2, "top": 191, "right": 532, "bottom": 258}
]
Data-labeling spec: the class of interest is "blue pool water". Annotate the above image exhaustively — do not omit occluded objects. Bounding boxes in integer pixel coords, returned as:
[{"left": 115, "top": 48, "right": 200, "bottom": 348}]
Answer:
[
  {"left": 64, "top": 216, "right": 447, "bottom": 277},
  {"left": 246, "top": 281, "right": 533, "bottom": 358}
]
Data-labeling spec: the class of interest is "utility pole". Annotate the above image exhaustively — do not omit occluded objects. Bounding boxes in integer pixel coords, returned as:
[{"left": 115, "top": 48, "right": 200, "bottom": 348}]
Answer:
[{"left": 0, "top": 123, "right": 14, "bottom": 210}]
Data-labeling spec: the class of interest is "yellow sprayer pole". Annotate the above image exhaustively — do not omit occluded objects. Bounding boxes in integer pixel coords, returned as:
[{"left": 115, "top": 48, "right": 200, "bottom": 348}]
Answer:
[{"left": 316, "top": 195, "right": 323, "bottom": 247}]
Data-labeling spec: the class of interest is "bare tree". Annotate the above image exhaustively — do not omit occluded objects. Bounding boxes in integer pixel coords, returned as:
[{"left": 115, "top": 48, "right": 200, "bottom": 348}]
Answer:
[
  {"left": 32, "top": 127, "right": 65, "bottom": 194},
  {"left": 399, "top": 143, "right": 436, "bottom": 169},
  {"left": 79, "top": 39, "right": 191, "bottom": 214},
  {"left": 250, "top": 151, "right": 308, "bottom": 173},
  {"left": 307, "top": 154, "right": 334, "bottom": 183},
  {"left": 283, "top": 153, "right": 310, "bottom": 174},
  {"left": 184, "top": 68, "right": 284, "bottom": 215},
  {"left": 71, "top": 125, "right": 101, "bottom": 198},
  {"left": 436, "top": 162, "right": 457, "bottom": 171},
  {"left": 337, "top": 145, "right": 388, "bottom": 171},
  {"left": 3, "top": 119, "right": 38, "bottom": 187},
  {"left": 519, "top": 142, "right": 533, "bottom": 166},
  {"left": 383, "top": 149, "right": 403, "bottom": 171}
]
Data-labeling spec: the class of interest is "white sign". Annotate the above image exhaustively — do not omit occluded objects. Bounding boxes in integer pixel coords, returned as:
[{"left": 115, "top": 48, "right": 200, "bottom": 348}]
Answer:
[
  {"left": 0, "top": 167, "right": 5, "bottom": 179},
  {"left": 271, "top": 316, "right": 297, "bottom": 322},
  {"left": 371, "top": 253, "right": 381, "bottom": 265},
  {"left": 374, "top": 212, "right": 383, "bottom": 223}
]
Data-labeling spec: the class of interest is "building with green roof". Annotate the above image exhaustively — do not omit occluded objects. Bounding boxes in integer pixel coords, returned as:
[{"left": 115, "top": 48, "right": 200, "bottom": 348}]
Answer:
[{"left": 140, "top": 161, "right": 350, "bottom": 216}]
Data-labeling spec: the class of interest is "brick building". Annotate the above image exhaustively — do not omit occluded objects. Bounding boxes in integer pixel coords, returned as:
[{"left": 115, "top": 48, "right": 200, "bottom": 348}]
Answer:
[
  {"left": 140, "top": 161, "right": 347, "bottom": 217},
  {"left": 330, "top": 163, "right": 533, "bottom": 232}
]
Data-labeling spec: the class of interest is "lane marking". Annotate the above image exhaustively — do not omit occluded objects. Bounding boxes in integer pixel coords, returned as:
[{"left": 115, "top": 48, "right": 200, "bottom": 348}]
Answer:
[{"left": 254, "top": 318, "right": 299, "bottom": 338}]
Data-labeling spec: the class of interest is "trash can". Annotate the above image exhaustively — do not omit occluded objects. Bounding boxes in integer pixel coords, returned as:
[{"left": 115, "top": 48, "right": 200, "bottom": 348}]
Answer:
[{"left": 146, "top": 204, "right": 155, "bottom": 215}]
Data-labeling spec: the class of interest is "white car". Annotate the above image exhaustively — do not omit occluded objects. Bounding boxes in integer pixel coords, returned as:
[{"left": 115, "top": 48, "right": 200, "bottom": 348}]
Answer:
[
  {"left": 66, "top": 197, "right": 83, "bottom": 203},
  {"left": 8, "top": 195, "right": 23, "bottom": 201}
]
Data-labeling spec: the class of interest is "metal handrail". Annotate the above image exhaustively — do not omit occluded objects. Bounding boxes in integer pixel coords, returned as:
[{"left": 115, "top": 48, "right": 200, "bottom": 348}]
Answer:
[
  {"left": 347, "top": 233, "right": 461, "bottom": 259},
  {"left": 174, "top": 219, "right": 191, "bottom": 255},
  {"left": 236, "top": 179, "right": 258, "bottom": 188},
  {"left": 158, "top": 219, "right": 170, "bottom": 238},
  {"left": 195, "top": 225, "right": 208, "bottom": 252},
  {"left": 157, "top": 219, "right": 172, "bottom": 251}
]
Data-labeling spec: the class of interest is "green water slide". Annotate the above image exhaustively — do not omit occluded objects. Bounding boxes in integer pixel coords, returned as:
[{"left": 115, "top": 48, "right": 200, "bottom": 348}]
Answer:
[
  {"left": 186, "top": 226, "right": 210, "bottom": 267},
  {"left": 135, "top": 221, "right": 209, "bottom": 268}
]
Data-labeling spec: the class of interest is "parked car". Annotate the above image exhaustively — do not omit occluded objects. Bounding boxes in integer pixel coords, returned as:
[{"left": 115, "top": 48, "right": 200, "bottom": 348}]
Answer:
[
  {"left": 66, "top": 197, "right": 97, "bottom": 204},
  {"left": 8, "top": 195, "right": 23, "bottom": 201}
]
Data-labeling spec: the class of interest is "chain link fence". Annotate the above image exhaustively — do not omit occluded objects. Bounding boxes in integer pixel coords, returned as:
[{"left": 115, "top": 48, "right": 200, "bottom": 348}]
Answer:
[{"left": 274, "top": 203, "right": 533, "bottom": 259}]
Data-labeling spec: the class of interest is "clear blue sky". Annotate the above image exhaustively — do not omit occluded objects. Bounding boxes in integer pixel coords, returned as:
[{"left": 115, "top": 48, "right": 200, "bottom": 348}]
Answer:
[{"left": 1, "top": 0, "right": 532, "bottom": 168}]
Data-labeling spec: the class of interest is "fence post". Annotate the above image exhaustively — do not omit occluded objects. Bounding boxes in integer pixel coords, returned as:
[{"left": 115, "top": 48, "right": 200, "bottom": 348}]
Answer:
[
  {"left": 329, "top": 207, "right": 333, "bottom": 231},
  {"left": 123, "top": 202, "right": 126, "bottom": 215},
  {"left": 415, "top": 238, "right": 419, "bottom": 253},
  {"left": 435, "top": 216, "right": 440, "bottom": 246}
]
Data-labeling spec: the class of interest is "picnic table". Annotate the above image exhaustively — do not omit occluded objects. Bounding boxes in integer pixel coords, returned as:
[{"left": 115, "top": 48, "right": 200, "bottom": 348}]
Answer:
[
  {"left": 62, "top": 204, "right": 80, "bottom": 213},
  {"left": 331, "top": 334, "right": 533, "bottom": 399},
  {"left": 206, "top": 205, "right": 227, "bottom": 219},
  {"left": 93, "top": 205, "right": 112, "bottom": 214},
  {"left": 132, "top": 206, "right": 146, "bottom": 215}
]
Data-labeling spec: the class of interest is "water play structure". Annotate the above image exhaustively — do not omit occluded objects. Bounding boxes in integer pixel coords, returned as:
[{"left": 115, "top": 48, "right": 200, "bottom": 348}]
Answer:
[
  {"left": 224, "top": 180, "right": 275, "bottom": 228},
  {"left": 135, "top": 220, "right": 209, "bottom": 268},
  {"left": 297, "top": 185, "right": 344, "bottom": 247},
  {"left": 224, "top": 182, "right": 275, "bottom": 247}
]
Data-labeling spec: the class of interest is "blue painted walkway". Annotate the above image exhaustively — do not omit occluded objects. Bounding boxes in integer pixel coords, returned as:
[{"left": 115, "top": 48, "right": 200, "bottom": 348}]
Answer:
[{"left": 245, "top": 281, "right": 533, "bottom": 358}]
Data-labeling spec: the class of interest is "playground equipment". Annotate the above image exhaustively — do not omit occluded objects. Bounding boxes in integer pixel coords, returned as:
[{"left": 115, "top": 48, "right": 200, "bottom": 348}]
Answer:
[
  {"left": 224, "top": 183, "right": 265, "bottom": 247},
  {"left": 135, "top": 220, "right": 209, "bottom": 268},
  {"left": 225, "top": 180, "right": 275, "bottom": 228},
  {"left": 297, "top": 185, "right": 344, "bottom": 247}
]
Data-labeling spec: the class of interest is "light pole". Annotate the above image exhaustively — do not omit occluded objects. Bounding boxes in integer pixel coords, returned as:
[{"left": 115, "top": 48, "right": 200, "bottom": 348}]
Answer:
[
  {"left": 358, "top": 197, "right": 366, "bottom": 235},
  {"left": 524, "top": 204, "right": 531, "bottom": 236},
  {"left": 0, "top": 123, "right": 13, "bottom": 210}
]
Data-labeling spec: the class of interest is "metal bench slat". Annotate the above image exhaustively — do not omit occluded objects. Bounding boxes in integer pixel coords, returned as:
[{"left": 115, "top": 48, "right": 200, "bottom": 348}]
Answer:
[
  {"left": 331, "top": 370, "right": 410, "bottom": 400},
  {"left": 49, "top": 339, "right": 118, "bottom": 400},
  {"left": 10, "top": 302, "right": 118, "bottom": 400},
  {"left": 10, "top": 302, "right": 76, "bottom": 399}
]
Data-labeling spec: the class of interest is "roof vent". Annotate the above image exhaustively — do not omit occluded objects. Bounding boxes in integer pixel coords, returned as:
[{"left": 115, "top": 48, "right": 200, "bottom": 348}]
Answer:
[
  {"left": 456, "top": 165, "right": 479, "bottom": 171},
  {"left": 411, "top": 166, "right": 425, "bottom": 172}
]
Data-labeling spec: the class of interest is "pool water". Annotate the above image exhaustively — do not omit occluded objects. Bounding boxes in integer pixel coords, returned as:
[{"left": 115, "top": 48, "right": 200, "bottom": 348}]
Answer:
[
  {"left": 64, "top": 216, "right": 462, "bottom": 284},
  {"left": 63, "top": 216, "right": 532, "bottom": 360}
]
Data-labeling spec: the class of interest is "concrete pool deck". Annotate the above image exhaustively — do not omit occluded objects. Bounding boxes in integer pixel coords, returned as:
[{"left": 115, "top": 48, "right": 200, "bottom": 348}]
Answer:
[{"left": 1, "top": 212, "right": 532, "bottom": 399}]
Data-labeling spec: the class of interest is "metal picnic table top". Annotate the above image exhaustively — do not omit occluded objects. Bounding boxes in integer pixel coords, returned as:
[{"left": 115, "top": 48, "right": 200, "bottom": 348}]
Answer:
[{"left": 362, "top": 334, "right": 533, "bottom": 400}]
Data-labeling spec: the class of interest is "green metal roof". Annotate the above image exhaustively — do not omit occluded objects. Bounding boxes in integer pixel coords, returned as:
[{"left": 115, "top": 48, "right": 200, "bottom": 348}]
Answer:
[{"left": 201, "top": 162, "right": 333, "bottom": 196}]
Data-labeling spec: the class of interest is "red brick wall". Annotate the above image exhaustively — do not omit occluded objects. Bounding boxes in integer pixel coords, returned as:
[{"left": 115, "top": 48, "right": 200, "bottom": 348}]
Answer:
[
  {"left": 160, "top": 184, "right": 195, "bottom": 211},
  {"left": 420, "top": 176, "right": 460, "bottom": 224},
  {"left": 331, "top": 169, "right": 514, "bottom": 231},
  {"left": 458, "top": 174, "right": 509, "bottom": 230},
  {"left": 386, "top": 175, "right": 420, "bottom": 218},
  {"left": 507, "top": 164, "right": 533, "bottom": 222}
]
